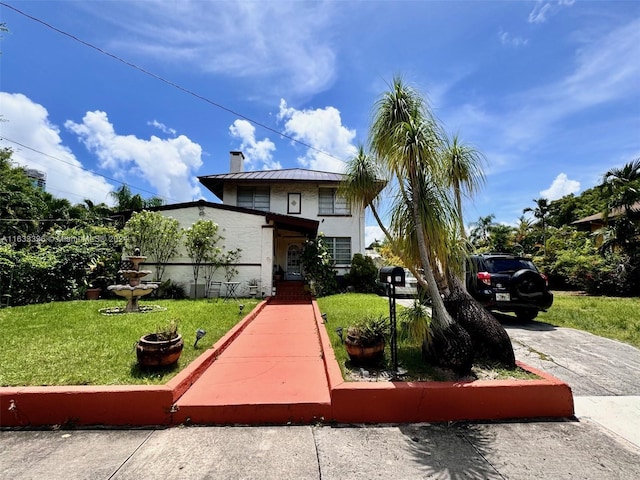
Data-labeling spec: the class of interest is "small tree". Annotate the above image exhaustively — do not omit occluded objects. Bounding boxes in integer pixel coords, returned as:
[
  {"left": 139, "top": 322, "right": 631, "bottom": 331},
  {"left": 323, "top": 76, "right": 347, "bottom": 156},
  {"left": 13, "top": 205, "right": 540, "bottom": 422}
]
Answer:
[
  {"left": 122, "top": 211, "right": 182, "bottom": 282},
  {"left": 184, "top": 220, "right": 223, "bottom": 299}
]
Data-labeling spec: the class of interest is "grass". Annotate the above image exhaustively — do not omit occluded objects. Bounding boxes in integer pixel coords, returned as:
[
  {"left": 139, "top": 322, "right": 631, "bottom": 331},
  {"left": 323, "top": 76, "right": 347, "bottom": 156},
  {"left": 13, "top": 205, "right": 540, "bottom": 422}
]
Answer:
[
  {"left": 317, "top": 293, "right": 536, "bottom": 382},
  {"left": 538, "top": 292, "right": 640, "bottom": 349},
  {"left": 0, "top": 298, "right": 259, "bottom": 386},
  {"left": 3, "top": 292, "right": 636, "bottom": 387}
]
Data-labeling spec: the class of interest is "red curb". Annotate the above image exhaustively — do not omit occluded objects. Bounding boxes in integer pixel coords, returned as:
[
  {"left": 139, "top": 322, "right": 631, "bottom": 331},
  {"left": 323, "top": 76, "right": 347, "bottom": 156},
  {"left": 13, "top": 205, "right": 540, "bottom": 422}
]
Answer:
[{"left": 0, "top": 386, "right": 174, "bottom": 427}]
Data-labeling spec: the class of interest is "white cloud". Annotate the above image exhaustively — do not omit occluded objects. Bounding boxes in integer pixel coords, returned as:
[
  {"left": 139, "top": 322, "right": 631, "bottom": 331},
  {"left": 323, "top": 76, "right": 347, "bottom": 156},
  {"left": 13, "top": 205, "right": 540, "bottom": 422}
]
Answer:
[
  {"left": 528, "top": 1, "right": 574, "bottom": 24},
  {"left": 540, "top": 173, "right": 580, "bottom": 200},
  {"left": 0, "top": 92, "right": 114, "bottom": 205},
  {"left": 277, "top": 99, "right": 357, "bottom": 172},
  {"left": 65, "top": 111, "right": 203, "bottom": 202},
  {"left": 80, "top": 1, "right": 337, "bottom": 100},
  {"left": 365, "top": 225, "right": 386, "bottom": 249},
  {"left": 229, "top": 119, "right": 280, "bottom": 170},
  {"left": 499, "top": 30, "right": 529, "bottom": 47},
  {"left": 148, "top": 120, "right": 176, "bottom": 136}
]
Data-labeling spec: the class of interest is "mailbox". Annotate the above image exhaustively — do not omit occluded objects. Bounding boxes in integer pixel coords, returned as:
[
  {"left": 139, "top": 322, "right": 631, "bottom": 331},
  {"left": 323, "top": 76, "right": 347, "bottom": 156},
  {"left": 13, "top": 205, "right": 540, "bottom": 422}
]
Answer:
[{"left": 379, "top": 266, "right": 405, "bottom": 287}]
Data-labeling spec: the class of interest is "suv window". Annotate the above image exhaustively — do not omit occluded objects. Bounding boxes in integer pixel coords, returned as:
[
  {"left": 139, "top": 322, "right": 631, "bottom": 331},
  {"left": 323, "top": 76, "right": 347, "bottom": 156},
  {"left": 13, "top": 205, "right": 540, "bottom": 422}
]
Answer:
[{"left": 484, "top": 258, "right": 536, "bottom": 274}]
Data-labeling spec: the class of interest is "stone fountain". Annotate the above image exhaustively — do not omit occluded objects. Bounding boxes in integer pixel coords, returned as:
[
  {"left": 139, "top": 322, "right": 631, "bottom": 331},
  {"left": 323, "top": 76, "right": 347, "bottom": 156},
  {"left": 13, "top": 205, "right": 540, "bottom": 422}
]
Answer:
[{"left": 107, "top": 250, "right": 158, "bottom": 313}]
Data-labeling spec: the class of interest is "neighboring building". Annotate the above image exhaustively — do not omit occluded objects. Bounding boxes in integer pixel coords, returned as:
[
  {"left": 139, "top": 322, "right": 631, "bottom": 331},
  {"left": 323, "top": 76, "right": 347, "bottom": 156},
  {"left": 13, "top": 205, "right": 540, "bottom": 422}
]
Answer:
[
  {"left": 572, "top": 202, "right": 640, "bottom": 232},
  {"left": 24, "top": 168, "right": 46, "bottom": 190},
  {"left": 151, "top": 151, "right": 380, "bottom": 297}
]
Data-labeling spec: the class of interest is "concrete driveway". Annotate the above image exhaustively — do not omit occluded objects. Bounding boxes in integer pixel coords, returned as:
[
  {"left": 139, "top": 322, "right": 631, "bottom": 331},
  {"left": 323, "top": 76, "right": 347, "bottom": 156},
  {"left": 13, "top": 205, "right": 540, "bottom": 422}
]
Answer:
[{"left": 498, "top": 312, "right": 640, "bottom": 448}]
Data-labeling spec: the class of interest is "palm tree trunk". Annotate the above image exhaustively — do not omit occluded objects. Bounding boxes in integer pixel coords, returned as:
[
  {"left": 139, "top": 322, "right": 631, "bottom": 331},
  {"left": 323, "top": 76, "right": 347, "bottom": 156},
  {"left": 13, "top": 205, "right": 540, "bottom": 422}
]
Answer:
[{"left": 408, "top": 174, "right": 454, "bottom": 331}]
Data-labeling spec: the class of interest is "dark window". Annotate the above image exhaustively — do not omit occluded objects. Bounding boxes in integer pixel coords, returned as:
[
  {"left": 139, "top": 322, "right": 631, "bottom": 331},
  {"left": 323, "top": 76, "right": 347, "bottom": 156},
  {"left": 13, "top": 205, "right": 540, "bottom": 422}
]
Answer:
[
  {"left": 485, "top": 258, "right": 536, "bottom": 274},
  {"left": 237, "top": 186, "right": 270, "bottom": 211},
  {"left": 318, "top": 188, "right": 350, "bottom": 215},
  {"left": 325, "top": 237, "right": 351, "bottom": 264}
]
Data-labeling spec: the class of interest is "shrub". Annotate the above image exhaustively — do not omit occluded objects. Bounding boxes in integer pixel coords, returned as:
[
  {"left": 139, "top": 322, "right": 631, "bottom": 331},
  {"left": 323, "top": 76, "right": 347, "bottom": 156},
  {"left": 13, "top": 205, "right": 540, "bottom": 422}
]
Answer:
[
  {"left": 344, "top": 253, "right": 378, "bottom": 292},
  {"left": 301, "top": 234, "right": 338, "bottom": 297}
]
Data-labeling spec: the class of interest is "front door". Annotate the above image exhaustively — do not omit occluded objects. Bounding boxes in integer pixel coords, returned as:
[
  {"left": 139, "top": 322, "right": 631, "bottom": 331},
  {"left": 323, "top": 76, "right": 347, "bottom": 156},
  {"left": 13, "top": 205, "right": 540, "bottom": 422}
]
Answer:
[{"left": 286, "top": 244, "right": 302, "bottom": 280}]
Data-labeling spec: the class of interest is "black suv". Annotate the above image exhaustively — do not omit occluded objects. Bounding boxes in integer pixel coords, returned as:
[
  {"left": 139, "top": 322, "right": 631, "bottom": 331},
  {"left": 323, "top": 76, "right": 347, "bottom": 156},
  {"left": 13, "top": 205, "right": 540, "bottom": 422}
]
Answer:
[{"left": 466, "top": 253, "right": 553, "bottom": 321}]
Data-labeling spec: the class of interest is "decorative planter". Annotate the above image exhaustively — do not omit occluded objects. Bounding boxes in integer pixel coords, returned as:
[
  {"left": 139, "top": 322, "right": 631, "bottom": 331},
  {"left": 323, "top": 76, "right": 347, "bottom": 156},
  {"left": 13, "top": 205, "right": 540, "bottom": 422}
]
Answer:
[
  {"left": 345, "top": 338, "right": 385, "bottom": 365},
  {"left": 248, "top": 285, "right": 259, "bottom": 297},
  {"left": 136, "top": 334, "right": 184, "bottom": 367},
  {"left": 86, "top": 288, "right": 101, "bottom": 300}
]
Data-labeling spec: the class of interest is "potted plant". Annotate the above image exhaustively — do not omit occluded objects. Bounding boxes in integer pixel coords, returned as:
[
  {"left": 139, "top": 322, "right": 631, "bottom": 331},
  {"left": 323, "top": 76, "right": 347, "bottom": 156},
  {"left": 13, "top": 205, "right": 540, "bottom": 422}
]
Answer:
[
  {"left": 344, "top": 315, "right": 389, "bottom": 365},
  {"left": 274, "top": 265, "right": 284, "bottom": 282},
  {"left": 85, "top": 257, "right": 109, "bottom": 300},
  {"left": 248, "top": 278, "right": 260, "bottom": 297},
  {"left": 136, "top": 319, "right": 184, "bottom": 367}
]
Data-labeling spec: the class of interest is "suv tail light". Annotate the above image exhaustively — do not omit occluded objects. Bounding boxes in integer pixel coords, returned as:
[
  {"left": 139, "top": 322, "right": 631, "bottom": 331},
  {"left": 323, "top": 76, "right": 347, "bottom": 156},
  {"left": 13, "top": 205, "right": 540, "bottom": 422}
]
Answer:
[
  {"left": 540, "top": 273, "right": 549, "bottom": 286},
  {"left": 477, "top": 272, "right": 492, "bottom": 286}
]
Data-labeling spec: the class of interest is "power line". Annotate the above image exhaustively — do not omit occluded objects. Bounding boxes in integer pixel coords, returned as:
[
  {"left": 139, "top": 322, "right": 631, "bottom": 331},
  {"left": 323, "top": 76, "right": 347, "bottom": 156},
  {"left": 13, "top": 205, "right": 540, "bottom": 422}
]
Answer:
[
  {"left": 0, "top": 136, "right": 176, "bottom": 203},
  {"left": 1, "top": 2, "right": 347, "bottom": 165}
]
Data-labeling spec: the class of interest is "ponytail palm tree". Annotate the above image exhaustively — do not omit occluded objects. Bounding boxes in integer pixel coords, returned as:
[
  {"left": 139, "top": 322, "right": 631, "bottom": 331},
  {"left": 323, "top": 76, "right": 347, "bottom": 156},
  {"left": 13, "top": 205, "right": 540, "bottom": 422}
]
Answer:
[
  {"left": 442, "top": 133, "right": 486, "bottom": 240},
  {"left": 342, "top": 76, "right": 515, "bottom": 372},
  {"left": 369, "top": 77, "right": 455, "bottom": 331}
]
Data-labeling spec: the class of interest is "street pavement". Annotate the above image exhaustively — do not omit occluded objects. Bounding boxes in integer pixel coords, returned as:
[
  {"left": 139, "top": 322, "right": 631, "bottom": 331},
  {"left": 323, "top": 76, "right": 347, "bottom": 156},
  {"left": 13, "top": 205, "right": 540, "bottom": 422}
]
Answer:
[{"left": 2, "top": 303, "right": 640, "bottom": 479}]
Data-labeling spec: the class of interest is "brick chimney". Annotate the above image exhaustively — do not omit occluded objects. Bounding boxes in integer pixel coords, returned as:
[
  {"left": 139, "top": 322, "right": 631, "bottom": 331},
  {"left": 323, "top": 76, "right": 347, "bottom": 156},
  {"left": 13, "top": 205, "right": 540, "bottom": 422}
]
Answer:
[{"left": 230, "top": 151, "right": 245, "bottom": 173}]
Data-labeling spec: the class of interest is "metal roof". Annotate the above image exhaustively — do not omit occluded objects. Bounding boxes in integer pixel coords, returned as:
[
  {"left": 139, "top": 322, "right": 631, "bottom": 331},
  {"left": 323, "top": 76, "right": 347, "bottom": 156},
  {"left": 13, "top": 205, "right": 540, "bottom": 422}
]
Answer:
[
  {"left": 572, "top": 201, "right": 640, "bottom": 225},
  {"left": 198, "top": 168, "right": 347, "bottom": 200}
]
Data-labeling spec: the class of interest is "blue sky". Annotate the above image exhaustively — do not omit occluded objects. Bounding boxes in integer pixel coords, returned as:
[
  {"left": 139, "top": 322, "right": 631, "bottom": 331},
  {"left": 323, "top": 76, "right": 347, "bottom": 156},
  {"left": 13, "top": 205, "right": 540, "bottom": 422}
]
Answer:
[{"left": 1, "top": 0, "right": 639, "bottom": 245}]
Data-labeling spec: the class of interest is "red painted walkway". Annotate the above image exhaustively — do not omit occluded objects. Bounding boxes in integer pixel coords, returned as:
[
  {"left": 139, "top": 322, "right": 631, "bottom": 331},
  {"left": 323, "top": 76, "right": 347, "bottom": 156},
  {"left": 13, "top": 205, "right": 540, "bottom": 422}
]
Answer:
[{"left": 174, "top": 302, "right": 332, "bottom": 424}]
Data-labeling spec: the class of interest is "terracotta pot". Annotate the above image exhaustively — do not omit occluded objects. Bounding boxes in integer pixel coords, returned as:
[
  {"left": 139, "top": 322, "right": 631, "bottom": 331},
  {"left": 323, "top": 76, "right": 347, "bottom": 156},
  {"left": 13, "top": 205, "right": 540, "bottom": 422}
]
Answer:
[
  {"left": 136, "top": 334, "right": 184, "bottom": 367},
  {"left": 85, "top": 288, "right": 101, "bottom": 300},
  {"left": 345, "top": 338, "right": 385, "bottom": 365}
]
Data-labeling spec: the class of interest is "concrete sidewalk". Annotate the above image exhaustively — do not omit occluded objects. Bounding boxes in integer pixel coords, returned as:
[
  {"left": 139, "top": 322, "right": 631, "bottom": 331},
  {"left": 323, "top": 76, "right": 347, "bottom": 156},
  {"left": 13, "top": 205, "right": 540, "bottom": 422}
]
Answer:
[{"left": 1, "top": 421, "right": 639, "bottom": 479}]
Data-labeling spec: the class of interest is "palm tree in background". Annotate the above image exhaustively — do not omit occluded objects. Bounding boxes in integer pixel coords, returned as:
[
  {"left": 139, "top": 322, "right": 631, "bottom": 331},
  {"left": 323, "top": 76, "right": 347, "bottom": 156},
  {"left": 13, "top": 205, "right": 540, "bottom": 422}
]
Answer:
[
  {"left": 110, "top": 184, "right": 164, "bottom": 211},
  {"left": 469, "top": 214, "right": 495, "bottom": 249},
  {"left": 602, "top": 158, "right": 640, "bottom": 215},
  {"left": 600, "top": 158, "right": 640, "bottom": 255},
  {"left": 523, "top": 198, "right": 550, "bottom": 256}
]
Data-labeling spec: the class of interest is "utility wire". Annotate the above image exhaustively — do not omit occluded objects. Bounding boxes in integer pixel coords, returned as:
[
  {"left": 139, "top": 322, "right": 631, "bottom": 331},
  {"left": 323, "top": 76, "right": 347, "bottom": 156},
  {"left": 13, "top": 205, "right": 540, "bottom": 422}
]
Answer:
[
  {"left": 1, "top": 2, "right": 347, "bottom": 165},
  {"left": 0, "top": 136, "right": 176, "bottom": 203}
]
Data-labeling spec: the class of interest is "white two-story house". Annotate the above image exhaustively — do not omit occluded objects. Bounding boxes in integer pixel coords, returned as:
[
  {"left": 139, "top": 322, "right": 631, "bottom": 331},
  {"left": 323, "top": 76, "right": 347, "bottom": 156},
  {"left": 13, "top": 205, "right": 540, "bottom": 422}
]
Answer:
[{"left": 152, "top": 151, "right": 373, "bottom": 297}]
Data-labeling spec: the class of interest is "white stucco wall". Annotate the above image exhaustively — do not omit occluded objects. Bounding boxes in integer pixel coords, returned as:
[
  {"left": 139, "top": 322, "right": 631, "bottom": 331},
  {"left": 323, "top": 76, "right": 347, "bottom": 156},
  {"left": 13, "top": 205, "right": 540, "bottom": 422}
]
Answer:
[
  {"left": 223, "top": 181, "right": 365, "bottom": 270},
  {"left": 154, "top": 205, "right": 273, "bottom": 298}
]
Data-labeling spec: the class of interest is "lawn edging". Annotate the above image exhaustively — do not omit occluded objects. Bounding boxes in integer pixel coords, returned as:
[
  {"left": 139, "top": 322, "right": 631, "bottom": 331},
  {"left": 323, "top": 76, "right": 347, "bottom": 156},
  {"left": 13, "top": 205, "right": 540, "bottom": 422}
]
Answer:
[
  {"left": 311, "top": 300, "right": 575, "bottom": 423},
  {"left": 0, "top": 301, "right": 268, "bottom": 428}
]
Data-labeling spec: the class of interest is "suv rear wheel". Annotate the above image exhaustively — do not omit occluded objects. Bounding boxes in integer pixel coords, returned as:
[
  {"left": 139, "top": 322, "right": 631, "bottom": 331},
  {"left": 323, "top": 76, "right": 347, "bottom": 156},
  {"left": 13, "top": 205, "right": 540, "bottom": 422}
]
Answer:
[{"left": 515, "top": 307, "right": 538, "bottom": 321}]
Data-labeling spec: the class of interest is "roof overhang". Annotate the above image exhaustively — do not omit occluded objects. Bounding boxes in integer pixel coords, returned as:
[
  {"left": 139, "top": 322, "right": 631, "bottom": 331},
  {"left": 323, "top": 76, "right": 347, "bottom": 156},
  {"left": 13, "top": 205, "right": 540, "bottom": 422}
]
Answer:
[{"left": 265, "top": 212, "right": 319, "bottom": 237}]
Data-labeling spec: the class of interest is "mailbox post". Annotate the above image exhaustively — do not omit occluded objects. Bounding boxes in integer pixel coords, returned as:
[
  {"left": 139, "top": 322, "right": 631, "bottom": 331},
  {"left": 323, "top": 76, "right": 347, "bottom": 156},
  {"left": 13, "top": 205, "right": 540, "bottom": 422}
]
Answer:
[{"left": 379, "top": 267, "right": 405, "bottom": 373}]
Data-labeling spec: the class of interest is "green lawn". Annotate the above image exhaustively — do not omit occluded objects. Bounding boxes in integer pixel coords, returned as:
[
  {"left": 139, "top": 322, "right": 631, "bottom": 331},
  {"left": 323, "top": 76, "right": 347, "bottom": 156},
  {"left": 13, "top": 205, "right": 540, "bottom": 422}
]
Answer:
[
  {"left": 3, "top": 292, "right": 637, "bottom": 387},
  {"left": 538, "top": 292, "right": 640, "bottom": 348},
  {"left": 0, "top": 298, "right": 259, "bottom": 386}
]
